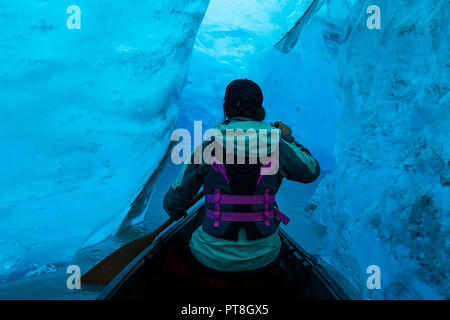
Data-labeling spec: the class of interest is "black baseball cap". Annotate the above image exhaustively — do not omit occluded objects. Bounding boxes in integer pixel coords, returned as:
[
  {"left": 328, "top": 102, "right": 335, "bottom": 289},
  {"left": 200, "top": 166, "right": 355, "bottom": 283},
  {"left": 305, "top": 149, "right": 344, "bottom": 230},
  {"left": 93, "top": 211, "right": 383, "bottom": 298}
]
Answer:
[{"left": 224, "top": 78, "right": 263, "bottom": 107}]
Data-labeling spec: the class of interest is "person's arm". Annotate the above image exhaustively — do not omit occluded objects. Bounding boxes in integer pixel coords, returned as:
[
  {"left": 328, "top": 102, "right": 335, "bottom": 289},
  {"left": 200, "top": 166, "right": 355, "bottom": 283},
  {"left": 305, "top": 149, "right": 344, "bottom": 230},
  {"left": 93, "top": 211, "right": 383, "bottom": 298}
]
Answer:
[
  {"left": 272, "top": 121, "right": 320, "bottom": 183},
  {"left": 163, "top": 153, "right": 203, "bottom": 219}
]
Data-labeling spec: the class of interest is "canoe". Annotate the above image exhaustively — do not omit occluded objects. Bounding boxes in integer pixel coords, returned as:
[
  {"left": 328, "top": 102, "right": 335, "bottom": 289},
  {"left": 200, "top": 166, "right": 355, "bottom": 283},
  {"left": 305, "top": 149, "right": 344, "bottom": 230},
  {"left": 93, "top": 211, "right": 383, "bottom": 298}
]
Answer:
[{"left": 97, "top": 200, "right": 350, "bottom": 302}]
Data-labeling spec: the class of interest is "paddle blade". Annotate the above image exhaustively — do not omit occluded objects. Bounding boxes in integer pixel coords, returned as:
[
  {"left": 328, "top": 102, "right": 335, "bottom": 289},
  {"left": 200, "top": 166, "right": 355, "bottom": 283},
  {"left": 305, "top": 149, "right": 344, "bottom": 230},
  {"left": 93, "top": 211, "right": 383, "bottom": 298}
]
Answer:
[
  {"left": 81, "top": 218, "right": 174, "bottom": 285},
  {"left": 81, "top": 190, "right": 204, "bottom": 286}
]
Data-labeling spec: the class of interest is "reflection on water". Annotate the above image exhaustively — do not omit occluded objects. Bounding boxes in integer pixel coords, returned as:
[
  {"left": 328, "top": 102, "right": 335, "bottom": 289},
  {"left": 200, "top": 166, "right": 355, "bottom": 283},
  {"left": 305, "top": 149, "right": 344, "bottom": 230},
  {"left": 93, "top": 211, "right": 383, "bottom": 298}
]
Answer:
[
  {"left": 0, "top": 223, "right": 149, "bottom": 300},
  {"left": 0, "top": 160, "right": 180, "bottom": 299}
]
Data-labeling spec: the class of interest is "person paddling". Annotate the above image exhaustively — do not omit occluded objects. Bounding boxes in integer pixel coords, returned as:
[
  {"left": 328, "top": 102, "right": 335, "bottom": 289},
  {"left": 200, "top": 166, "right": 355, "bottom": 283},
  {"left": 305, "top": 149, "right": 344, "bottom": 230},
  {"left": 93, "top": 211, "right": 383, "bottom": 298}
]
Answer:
[{"left": 164, "top": 78, "right": 320, "bottom": 278}]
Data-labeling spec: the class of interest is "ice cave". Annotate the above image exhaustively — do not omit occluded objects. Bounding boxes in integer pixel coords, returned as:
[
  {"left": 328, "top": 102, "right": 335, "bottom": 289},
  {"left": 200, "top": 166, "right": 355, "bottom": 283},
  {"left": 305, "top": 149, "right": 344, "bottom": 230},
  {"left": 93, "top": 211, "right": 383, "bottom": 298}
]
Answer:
[{"left": 0, "top": 0, "right": 448, "bottom": 300}]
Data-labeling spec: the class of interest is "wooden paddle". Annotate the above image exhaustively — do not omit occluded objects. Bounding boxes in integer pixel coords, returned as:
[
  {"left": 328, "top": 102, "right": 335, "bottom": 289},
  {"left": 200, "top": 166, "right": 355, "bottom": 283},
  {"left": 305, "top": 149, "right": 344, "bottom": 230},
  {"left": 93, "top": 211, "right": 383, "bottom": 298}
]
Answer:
[{"left": 81, "top": 190, "right": 205, "bottom": 285}]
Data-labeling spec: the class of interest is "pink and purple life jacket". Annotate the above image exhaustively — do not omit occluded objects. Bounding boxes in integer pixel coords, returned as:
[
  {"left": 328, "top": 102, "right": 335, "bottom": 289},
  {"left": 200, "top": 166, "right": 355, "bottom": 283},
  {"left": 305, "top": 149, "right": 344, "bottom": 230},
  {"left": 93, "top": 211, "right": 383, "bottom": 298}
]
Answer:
[{"left": 202, "top": 156, "right": 290, "bottom": 240}]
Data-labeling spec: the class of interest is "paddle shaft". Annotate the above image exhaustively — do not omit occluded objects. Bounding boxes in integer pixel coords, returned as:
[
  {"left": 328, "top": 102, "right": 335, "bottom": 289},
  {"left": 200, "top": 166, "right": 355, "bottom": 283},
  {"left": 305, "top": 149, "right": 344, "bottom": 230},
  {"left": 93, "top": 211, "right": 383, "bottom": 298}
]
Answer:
[{"left": 143, "top": 189, "right": 206, "bottom": 239}]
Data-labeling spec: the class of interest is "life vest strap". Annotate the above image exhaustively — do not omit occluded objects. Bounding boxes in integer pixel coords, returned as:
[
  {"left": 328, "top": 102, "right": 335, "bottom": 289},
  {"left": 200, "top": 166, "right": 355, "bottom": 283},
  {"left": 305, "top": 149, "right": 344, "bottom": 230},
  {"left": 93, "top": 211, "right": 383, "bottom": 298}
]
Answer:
[
  {"left": 206, "top": 209, "right": 290, "bottom": 226},
  {"left": 210, "top": 156, "right": 230, "bottom": 184},
  {"left": 213, "top": 188, "right": 221, "bottom": 227},
  {"left": 207, "top": 187, "right": 290, "bottom": 228},
  {"left": 205, "top": 194, "right": 276, "bottom": 205},
  {"left": 273, "top": 208, "right": 290, "bottom": 225},
  {"left": 256, "top": 160, "right": 272, "bottom": 187}
]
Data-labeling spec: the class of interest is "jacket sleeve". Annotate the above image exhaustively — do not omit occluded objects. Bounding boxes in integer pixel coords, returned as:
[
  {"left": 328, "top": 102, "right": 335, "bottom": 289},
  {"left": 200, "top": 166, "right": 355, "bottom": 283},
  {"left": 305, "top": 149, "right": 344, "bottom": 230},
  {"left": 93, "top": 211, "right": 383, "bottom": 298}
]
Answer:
[
  {"left": 279, "top": 134, "right": 320, "bottom": 183},
  {"left": 163, "top": 154, "right": 203, "bottom": 219}
]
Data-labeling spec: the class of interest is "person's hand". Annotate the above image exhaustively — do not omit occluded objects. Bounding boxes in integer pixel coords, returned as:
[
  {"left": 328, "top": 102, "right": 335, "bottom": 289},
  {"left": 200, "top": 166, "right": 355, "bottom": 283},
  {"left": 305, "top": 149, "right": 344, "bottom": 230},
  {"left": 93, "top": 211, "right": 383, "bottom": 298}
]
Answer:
[{"left": 270, "top": 121, "right": 292, "bottom": 137}]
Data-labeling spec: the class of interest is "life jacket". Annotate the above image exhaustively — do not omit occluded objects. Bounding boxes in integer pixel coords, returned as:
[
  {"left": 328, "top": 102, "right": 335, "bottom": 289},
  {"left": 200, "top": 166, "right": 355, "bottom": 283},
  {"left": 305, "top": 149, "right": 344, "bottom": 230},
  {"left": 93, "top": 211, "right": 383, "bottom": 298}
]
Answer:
[{"left": 201, "top": 155, "right": 290, "bottom": 241}]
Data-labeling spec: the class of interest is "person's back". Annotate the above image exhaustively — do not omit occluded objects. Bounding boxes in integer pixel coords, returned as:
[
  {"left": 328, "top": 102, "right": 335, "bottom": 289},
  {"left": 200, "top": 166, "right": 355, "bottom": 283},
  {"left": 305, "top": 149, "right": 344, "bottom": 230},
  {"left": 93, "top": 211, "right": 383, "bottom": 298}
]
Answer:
[{"left": 164, "top": 79, "right": 320, "bottom": 276}]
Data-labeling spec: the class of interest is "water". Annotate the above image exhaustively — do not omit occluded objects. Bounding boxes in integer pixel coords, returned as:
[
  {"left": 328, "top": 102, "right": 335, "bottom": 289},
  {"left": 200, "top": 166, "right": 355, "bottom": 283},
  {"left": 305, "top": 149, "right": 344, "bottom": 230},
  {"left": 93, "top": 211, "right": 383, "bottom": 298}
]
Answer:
[{"left": 0, "top": 161, "right": 358, "bottom": 299}]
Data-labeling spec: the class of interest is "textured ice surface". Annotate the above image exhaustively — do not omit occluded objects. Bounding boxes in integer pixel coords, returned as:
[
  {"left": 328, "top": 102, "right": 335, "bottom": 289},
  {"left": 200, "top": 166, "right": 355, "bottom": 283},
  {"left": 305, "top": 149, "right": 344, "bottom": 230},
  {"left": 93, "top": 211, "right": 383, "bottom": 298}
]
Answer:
[
  {"left": 180, "top": 0, "right": 347, "bottom": 171},
  {"left": 178, "top": 0, "right": 314, "bottom": 127},
  {"left": 305, "top": 0, "right": 449, "bottom": 299},
  {"left": 0, "top": 0, "right": 209, "bottom": 280},
  {"left": 181, "top": 0, "right": 449, "bottom": 299},
  {"left": 0, "top": 0, "right": 447, "bottom": 300},
  {"left": 251, "top": 0, "right": 357, "bottom": 171}
]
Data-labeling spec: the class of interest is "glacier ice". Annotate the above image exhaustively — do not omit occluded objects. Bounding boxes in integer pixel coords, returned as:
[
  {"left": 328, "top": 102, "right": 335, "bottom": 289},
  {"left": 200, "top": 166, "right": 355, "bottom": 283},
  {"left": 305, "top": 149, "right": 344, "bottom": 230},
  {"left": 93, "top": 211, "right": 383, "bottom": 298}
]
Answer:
[
  {"left": 180, "top": 0, "right": 449, "bottom": 299},
  {"left": 249, "top": 0, "right": 357, "bottom": 171},
  {"left": 179, "top": 0, "right": 348, "bottom": 171},
  {"left": 303, "top": 0, "right": 449, "bottom": 299},
  {"left": 177, "top": 0, "right": 315, "bottom": 128},
  {"left": 0, "top": 0, "right": 447, "bottom": 300},
  {"left": 0, "top": 0, "right": 209, "bottom": 281}
]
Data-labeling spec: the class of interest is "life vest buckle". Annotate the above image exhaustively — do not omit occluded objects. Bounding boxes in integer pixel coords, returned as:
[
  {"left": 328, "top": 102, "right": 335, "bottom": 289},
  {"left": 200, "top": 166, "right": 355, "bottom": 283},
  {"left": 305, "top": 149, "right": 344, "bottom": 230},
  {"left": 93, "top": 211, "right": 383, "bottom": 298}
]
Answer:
[
  {"left": 213, "top": 188, "right": 221, "bottom": 227},
  {"left": 264, "top": 189, "right": 270, "bottom": 226}
]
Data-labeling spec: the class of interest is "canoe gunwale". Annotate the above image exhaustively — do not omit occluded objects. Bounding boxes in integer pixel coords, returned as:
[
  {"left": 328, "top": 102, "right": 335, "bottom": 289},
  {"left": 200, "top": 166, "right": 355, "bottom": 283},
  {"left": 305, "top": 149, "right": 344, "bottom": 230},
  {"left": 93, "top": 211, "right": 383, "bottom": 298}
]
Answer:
[
  {"left": 279, "top": 229, "right": 350, "bottom": 300},
  {"left": 97, "top": 201, "right": 204, "bottom": 300},
  {"left": 97, "top": 202, "right": 350, "bottom": 300}
]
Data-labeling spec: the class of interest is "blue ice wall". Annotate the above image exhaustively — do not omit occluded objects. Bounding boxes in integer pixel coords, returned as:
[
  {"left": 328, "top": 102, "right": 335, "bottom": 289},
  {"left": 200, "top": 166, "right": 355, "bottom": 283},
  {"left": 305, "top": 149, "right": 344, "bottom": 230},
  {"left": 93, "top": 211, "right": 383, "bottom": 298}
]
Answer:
[
  {"left": 177, "top": 2, "right": 321, "bottom": 135},
  {"left": 0, "top": 0, "right": 447, "bottom": 300},
  {"left": 307, "top": 0, "right": 449, "bottom": 299},
  {"left": 0, "top": 0, "right": 209, "bottom": 280},
  {"left": 180, "top": 0, "right": 449, "bottom": 299},
  {"left": 250, "top": 0, "right": 355, "bottom": 171},
  {"left": 179, "top": 0, "right": 349, "bottom": 171}
]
